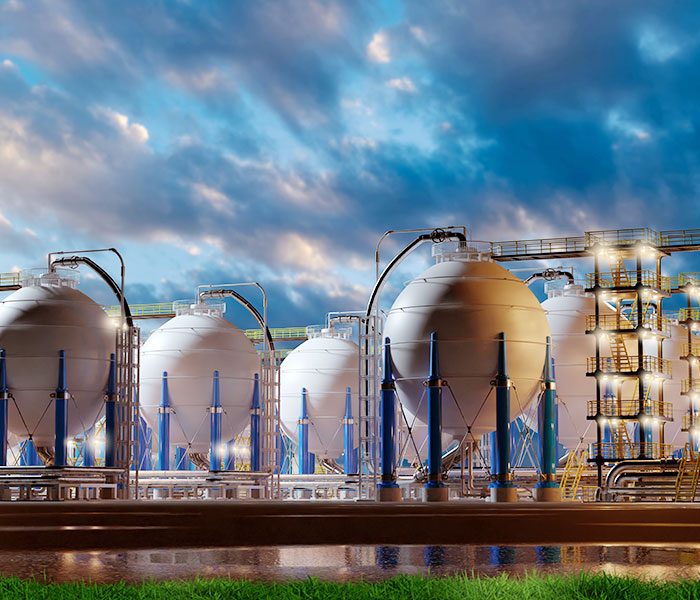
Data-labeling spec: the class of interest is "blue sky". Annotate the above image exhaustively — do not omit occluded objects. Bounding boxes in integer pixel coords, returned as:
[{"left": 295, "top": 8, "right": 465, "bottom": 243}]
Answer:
[{"left": 0, "top": 0, "right": 699, "bottom": 327}]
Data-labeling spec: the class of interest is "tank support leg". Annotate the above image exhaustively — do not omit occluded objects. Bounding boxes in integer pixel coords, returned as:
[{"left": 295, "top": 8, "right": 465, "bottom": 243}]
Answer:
[
  {"left": 54, "top": 350, "right": 69, "bottom": 468},
  {"left": 209, "top": 371, "right": 222, "bottom": 472},
  {"left": 424, "top": 331, "right": 448, "bottom": 502},
  {"left": 157, "top": 371, "right": 171, "bottom": 470},
  {"left": 343, "top": 386, "right": 355, "bottom": 474},
  {"left": 298, "top": 388, "right": 312, "bottom": 474},
  {"left": 535, "top": 336, "right": 561, "bottom": 502},
  {"left": 378, "top": 337, "right": 401, "bottom": 501},
  {"left": 0, "top": 350, "right": 9, "bottom": 467},
  {"left": 104, "top": 353, "right": 117, "bottom": 468},
  {"left": 490, "top": 332, "right": 518, "bottom": 502},
  {"left": 250, "top": 373, "right": 261, "bottom": 472}
]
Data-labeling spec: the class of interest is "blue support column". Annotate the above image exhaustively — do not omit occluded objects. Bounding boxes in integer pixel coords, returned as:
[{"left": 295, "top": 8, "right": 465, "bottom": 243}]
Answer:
[
  {"left": 378, "top": 337, "right": 401, "bottom": 501},
  {"left": 157, "top": 371, "right": 171, "bottom": 470},
  {"left": 54, "top": 350, "right": 68, "bottom": 467},
  {"left": 488, "top": 431, "right": 497, "bottom": 472},
  {"left": 20, "top": 439, "right": 41, "bottom": 466},
  {"left": 343, "top": 386, "right": 355, "bottom": 474},
  {"left": 104, "top": 353, "right": 117, "bottom": 468},
  {"left": 83, "top": 429, "right": 94, "bottom": 467},
  {"left": 534, "top": 336, "right": 561, "bottom": 501},
  {"left": 297, "top": 387, "right": 312, "bottom": 474},
  {"left": 424, "top": 331, "right": 448, "bottom": 502},
  {"left": 490, "top": 332, "right": 518, "bottom": 502},
  {"left": 0, "top": 350, "right": 9, "bottom": 467},
  {"left": 250, "top": 373, "right": 261, "bottom": 472},
  {"left": 209, "top": 370, "right": 223, "bottom": 471},
  {"left": 175, "top": 446, "right": 191, "bottom": 470}
]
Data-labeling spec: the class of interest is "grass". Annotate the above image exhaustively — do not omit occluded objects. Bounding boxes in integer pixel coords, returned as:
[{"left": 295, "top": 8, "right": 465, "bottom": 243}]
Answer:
[{"left": 0, "top": 573, "right": 699, "bottom": 600}]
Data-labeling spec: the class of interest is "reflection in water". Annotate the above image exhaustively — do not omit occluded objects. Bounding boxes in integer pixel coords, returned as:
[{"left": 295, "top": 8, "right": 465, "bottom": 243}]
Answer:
[{"left": 0, "top": 545, "right": 700, "bottom": 583}]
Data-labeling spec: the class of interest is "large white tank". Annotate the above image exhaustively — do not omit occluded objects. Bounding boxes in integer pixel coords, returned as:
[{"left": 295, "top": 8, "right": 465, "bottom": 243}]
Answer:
[
  {"left": 662, "top": 323, "right": 691, "bottom": 449},
  {"left": 279, "top": 327, "right": 358, "bottom": 459},
  {"left": 139, "top": 302, "right": 259, "bottom": 459},
  {"left": 0, "top": 270, "right": 114, "bottom": 449},
  {"left": 383, "top": 244, "right": 549, "bottom": 437},
  {"left": 398, "top": 407, "right": 453, "bottom": 463}
]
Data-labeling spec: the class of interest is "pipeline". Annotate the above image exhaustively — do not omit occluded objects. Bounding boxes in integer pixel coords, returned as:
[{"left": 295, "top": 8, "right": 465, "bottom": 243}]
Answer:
[
  {"left": 319, "top": 458, "right": 344, "bottom": 475},
  {"left": 524, "top": 269, "right": 574, "bottom": 287},
  {"left": 603, "top": 459, "right": 679, "bottom": 501}
]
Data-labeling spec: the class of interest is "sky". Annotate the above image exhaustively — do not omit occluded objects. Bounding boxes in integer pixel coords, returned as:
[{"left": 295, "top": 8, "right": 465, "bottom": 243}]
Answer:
[{"left": 0, "top": 0, "right": 699, "bottom": 327}]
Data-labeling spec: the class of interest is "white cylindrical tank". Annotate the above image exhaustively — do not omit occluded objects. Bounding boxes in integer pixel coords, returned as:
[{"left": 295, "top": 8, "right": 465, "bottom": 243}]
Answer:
[
  {"left": 383, "top": 244, "right": 549, "bottom": 437},
  {"left": 0, "top": 270, "right": 114, "bottom": 448},
  {"left": 139, "top": 302, "right": 259, "bottom": 457},
  {"left": 663, "top": 323, "right": 691, "bottom": 449},
  {"left": 279, "top": 327, "right": 358, "bottom": 459}
]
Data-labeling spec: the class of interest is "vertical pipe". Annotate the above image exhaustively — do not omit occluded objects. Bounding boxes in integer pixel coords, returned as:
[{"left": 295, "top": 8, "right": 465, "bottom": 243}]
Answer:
[
  {"left": 54, "top": 350, "right": 68, "bottom": 467},
  {"left": 0, "top": 350, "right": 8, "bottom": 467},
  {"left": 534, "top": 336, "right": 560, "bottom": 501},
  {"left": 424, "top": 331, "right": 447, "bottom": 501},
  {"left": 490, "top": 332, "right": 517, "bottom": 502},
  {"left": 175, "top": 446, "right": 190, "bottom": 471},
  {"left": 209, "top": 370, "right": 222, "bottom": 471},
  {"left": 297, "top": 388, "right": 311, "bottom": 474},
  {"left": 104, "top": 353, "right": 117, "bottom": 468},
  {"left": 250, "top": 373, "right": 261, "bottom": 472},
  {"left": 343, "top": 386, "right": 355, "bottom": 474},
  {"left": 157, "top": 371, "right": 171, "bottom": 470},
  {"left": 488, "top": 431, "right": 497, "bottom": 473},
  {"left": 83, "top": 429, "right": 94, "bottom": 467},
  {"left": 378, "top": 337, "right": 401, "bottom": 501}
]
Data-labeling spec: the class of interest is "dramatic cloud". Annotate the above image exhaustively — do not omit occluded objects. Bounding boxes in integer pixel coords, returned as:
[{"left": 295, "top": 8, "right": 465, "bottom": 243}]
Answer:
[{"left": 0, "top": 0, "right": 699, "bottom": 325}]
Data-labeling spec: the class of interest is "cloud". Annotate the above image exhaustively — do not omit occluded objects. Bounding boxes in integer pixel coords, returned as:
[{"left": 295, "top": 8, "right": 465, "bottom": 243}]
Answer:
[
  {"left": 367, "top": 31, "right": 391, "bottom": 63},
  {"left": 386, "top": 77, "right": 417, "bottom": 93}
]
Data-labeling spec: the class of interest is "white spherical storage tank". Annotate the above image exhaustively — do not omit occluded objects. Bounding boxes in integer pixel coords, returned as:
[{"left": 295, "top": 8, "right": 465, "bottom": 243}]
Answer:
[
  {"left": 0, "top": 271, "right": 114, "bottom": 449},
  {"left": 139, "top": 302, "right": 259, "bottom": 458},
  {"left": 279, "top": 328, "right": 358, "bottom": 459},
  {"left": 383, "top": 246, "right": 549, "bottom": 438},
  {"left": 399, "top": 407, "right": 453, "bottom": 462}
]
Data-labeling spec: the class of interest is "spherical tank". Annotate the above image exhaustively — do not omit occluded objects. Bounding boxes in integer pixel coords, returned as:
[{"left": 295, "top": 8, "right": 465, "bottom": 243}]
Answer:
[
  {"left": 542, "top": 284, "right": 636, "bottom": 450},
  {"left": 383, "top": 249, "right": 549, "bottom": 438},
  {"left": 140, "top": 304, "right": 259, "bottom": 455},
  {"left": 0, "top": 272, "right": 114, "bottom": 448},
  {"left": 279, "top": 329, "right": 359, "bottom": 459}
]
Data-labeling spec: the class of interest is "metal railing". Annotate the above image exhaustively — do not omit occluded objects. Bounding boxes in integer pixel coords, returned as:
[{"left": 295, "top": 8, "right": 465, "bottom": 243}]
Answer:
[
  {"left": 0, "top": 272, "right": 21, "bottom": 288},
  {"left": 660, "top": 229, "right": 700, "bottom": 250},
  {"left": 104, "top": 302, "right": 175, "bottom": 318},
  {"left": 586, "top": 270, "right": 671, "bottom": 292},
  {"left": 490, "top": 236, "right": 587, "bottom": 258},
  {"left": 682, "top": 414, "right": 699, "bottom": 432},
  {"left": 244, "top": 327, "right": 308, "bottom": 342},
  {"left": 589, "top": 442, "right": 673, "bottom": 461},
  {"left": 586, "top": 228, "right": 661, "bottom": 247},
  {"left": 681, "top": 342, "right": 700, "bottom": 358},
  {"left": 585, "top": 313, "right": 670, "bottom": 336},
  {"left": 587, "top": 398, "right": 673, "bottom": 420},
  {"left": 671, "top": 272, "right": 700, "bottom": 289},
  {"left": 682, "top": 380, "right": 700, "bottom": 395},
  {"left": 587, "top": 355, "right": 672, "bottom": 376},
  {"left": 680, "top": 308, "right": 700, "bottom": 322}
]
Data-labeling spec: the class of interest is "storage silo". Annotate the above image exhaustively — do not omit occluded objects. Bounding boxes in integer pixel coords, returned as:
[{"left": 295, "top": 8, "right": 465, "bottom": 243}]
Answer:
[
  {"left": 383, "top": 244, "right": 549, "bottom": 438},
  {"left": 139, "top": 301, "right": 259, "bottom": 467},
  {"left": 0, "top": 270, "right": 115, "bottom": 455},
  {"left": 279, "top": 327, "right": 358, "bottom": 460}
]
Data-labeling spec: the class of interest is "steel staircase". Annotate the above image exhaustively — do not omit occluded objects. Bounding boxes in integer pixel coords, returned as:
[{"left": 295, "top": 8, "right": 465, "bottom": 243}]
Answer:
[
  {"left": 675, "top": 448, "right": 700, "bottom": 502},
  {"left": 560, "top": 449, "right": 587, "bottom": 500}
]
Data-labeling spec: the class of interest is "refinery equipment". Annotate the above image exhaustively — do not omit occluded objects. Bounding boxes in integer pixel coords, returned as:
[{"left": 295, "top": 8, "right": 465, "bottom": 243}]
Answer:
[
  {"left": 140, "top": 301, "right": 261, "bottom": 469},
  {"left": 383, "top": 243, "right": 550, "bottom": 438},
  {"left": 279, "top": 325, "right": 359, "bottom": 473}
]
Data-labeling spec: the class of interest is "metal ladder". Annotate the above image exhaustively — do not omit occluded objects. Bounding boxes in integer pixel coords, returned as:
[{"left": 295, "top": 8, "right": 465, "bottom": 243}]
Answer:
[
  {"left": 560, "top": 449, "right": 587, "bottom": 500},
  {"left": 358, "top": 314, "right": 381, "bottom": 500},
  {"left": 115, "top": 326, "right": 140, "bottom": 499},
  {"left": 675, "top": 448, "right": 700, "bottom": 502},
  {"left": 260, "top": 349, "right": 280, "bottom": 497},
  {"left": 608, "top": 334, "right": 633, "bottom": 372}
]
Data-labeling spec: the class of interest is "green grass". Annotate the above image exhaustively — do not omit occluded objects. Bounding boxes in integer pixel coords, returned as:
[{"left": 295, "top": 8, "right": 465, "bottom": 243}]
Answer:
[{"left": 1, "top": 573, "right": 699, "bottom": 600}]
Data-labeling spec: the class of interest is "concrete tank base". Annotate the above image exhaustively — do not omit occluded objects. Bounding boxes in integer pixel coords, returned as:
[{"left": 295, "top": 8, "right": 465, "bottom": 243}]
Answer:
[
  {"left": 377, "top": 487, "right": 402, "bottom": 502},
  {"left": 423, "top": 486, "right": 449, "bottom": 502},
  {"left": 534, "top": 486, "right": 562, "bottom": 502},
  {"left": 490, "top": 486, "right": 518, "bottom": 503}
]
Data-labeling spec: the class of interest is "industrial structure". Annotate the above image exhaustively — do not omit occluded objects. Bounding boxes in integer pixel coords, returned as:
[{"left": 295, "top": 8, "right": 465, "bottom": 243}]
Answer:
[{"left": 0, "top": 228, "right": 697, "bottom": 502}]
